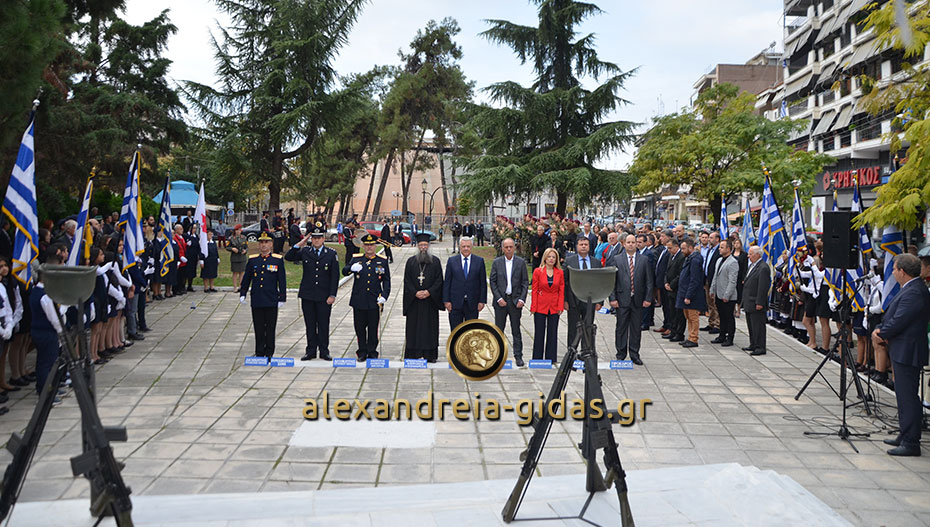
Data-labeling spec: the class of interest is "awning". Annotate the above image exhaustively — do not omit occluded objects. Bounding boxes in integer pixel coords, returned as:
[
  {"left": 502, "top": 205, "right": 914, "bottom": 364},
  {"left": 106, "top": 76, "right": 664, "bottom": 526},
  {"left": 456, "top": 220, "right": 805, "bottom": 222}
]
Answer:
[
  {"left": 812, "top": 109, "right": 837, "bottom": 136},
  {"left": 631, "top": 197, "right": 650, "bottom": 203},
  {"left": 830, "top": 104, "right": 854, "bottom": 132},
  {"left": 685, "top": 201, "right": 709, "bottom": 208},
  {"left": 784, "top": 70, "right": 814, "bottom": 99},
  {"left": 784, "top": 26, "right": 814, "bottom": 59},
  {"left": 842, "top": 38, "right": 891, "bottom": 70},
  {"left": 789, "top": 119, "right": 813, "bottom": 142},
  {"left": 818, "top": 60, "right": 838, "bottom": 85},
  {"left": 817, "top": 4, "right": 850, "bottom": 43},
  {"left": 661, "top": 195, "right": 680, "bottom": 200},
  {"left": 849, "top": 0, "right": 871, "bottom": 15}
]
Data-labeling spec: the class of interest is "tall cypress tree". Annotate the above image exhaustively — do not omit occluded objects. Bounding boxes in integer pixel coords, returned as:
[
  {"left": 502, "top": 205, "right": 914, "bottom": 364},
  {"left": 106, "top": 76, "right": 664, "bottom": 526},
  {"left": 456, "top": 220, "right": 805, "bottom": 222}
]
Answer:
[{"left": 460, "top": 0, "right": 637, "bottom": 216}]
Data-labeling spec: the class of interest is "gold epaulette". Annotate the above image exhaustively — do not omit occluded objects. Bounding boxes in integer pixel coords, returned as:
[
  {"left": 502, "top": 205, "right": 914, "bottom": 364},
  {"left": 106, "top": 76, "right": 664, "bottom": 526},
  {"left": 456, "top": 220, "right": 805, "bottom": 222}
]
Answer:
[
  {"left": 272, "top": 253, "right": 282, "bottom": 258},
  {"left": 248, "top": 254, "right": 259, "bottom": 258}
]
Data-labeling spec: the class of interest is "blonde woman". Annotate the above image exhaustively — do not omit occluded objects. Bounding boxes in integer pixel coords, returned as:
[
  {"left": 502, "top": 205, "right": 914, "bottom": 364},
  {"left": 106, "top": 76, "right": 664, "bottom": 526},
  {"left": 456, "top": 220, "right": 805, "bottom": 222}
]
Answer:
[{"left": 531, "top": 248, "right": 564, "bottom": 362}]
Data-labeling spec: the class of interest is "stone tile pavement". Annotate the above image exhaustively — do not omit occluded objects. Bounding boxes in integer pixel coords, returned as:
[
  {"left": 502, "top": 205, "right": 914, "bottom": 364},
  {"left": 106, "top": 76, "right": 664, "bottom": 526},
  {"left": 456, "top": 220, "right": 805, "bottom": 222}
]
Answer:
[{"left": 1, "top": 242, "right": 929, "bottom": 526}]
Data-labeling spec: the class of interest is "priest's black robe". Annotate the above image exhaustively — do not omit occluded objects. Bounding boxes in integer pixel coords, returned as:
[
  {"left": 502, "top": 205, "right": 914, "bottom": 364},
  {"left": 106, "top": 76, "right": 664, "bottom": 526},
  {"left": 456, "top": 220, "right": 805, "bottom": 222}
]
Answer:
[{"left": 403, "top": 254, "right": 444, "bottom": 360}]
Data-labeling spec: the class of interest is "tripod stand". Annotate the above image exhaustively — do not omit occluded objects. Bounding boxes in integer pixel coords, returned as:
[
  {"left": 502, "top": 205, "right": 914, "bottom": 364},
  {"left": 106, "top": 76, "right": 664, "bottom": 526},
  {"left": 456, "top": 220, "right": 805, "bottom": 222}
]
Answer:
[
  {"left": 0, "top": 265, "right": 133, "bottom": 525},
  {"left": 794, "top": 271, "right": 871, "bottom": 452},
  {"left": 502, "top": 268, "right": 634, "bottom": 527}
]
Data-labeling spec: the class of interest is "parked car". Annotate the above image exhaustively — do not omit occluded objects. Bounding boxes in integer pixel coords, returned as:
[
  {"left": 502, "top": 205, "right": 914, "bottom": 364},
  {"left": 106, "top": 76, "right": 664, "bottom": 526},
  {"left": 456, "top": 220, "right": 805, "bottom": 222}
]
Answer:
[
  {"left": 241, "top": 222, "right": 263, "bottom": 242},
  {"left": 399, "top": 222, "right": 438, "bottom": 242},
  {"left": 360, "top": 221, "right": 411, "bottom": 244}
]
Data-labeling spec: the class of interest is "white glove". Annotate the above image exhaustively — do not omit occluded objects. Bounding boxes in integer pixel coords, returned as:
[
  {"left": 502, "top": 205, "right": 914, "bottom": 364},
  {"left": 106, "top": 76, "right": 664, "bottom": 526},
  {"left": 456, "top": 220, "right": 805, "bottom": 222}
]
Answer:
[
  {"left": 144, "top": 267, "right": 154, "bottom": 276},
  {"left": 377, "top": 296, "right": 386, "bottom": 305},
  {"left": 199, "top": 261, "right": 204, "bottom": 268},
  {"left": 147, "top": 258, "right": 155, "bottom": 266},
  {"left": 116, "top": 299, "right": 126, "bottom": 310},
  {"left": 350, "top": 262, "right": 363, "bottom": 273},
  {"left": 217, "top": 258, "right": 221, "bottom": 263},
  {"left": 180, "top": 256, "right": 188, "bottom": 263},
  {"left": 0, "top": 324, "right": 11, "bottom": 341},
  {"left": 278, "top": 302, "right": 285, "bottom": 308},
  {"left": 239, "top": 296, "right": 246, "bottom": 305}
]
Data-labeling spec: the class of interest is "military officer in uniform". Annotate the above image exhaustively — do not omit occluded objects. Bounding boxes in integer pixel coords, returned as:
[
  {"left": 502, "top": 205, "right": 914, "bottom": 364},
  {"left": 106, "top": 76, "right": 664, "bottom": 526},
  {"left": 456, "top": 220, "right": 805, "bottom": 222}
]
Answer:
[
  {"left": 343, "top": 233, "right": 390, "bottom": 361},
  {"left": 239, "top": 232, "right": 287, "bottom": 358},
  {"left": 286, "top": 223, "right": 339, "bottom": 361}
]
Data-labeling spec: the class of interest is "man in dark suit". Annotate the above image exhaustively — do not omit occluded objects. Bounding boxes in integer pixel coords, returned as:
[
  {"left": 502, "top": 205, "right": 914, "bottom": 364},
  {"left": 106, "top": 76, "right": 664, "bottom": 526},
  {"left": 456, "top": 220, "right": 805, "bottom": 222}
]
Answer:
[
  {"left": 490, "top": 237, "right": 529, "bottom": 366},
  {"left": 662, "top": 237, "right": 686, "bottom": 341},
  {"left": 580, "top": 222, "right": 598, "bottom": 249},
  {"left": 285, "top": 225, "right": 340, "bottom": 361},
  {"left": 564, "top": 236, "right": 602, "bottom": 352},
  {"left": 608, "top": 234, "right": 654, "bottom": 365},
  {"left": 873, "top": 254, "right": 930, "bottom": 456},
  {"left": 380, "top": 221, "right": 394, "bottom": 263},
  {"left": 343, "top": 233, "right": 390, "bottom": 361},
  {"left": 741, "top": 246, "right": 771, "bottom": 356},
  {"left": 443, "top": 237, "right": 487, "bottom": 329},
  {"left": 653, "top": 230, "right": 671, "bottom": 334},
  {"left": 637, "top": 234, "right": 656, "bottom": 330},
  {"left": 702, "top": 232, "right": 721, "bottom": 334},
  {"left": 531, "top": 224, "right": 548, "bottom": 269}
]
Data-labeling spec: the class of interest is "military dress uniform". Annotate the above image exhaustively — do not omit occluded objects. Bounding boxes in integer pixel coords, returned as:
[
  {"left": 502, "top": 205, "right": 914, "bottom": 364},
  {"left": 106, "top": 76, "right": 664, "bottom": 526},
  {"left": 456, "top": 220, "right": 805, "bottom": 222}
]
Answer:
[
  {"left": 343, "top": 234, "right": 391, "bottom": 361},
  {"left": 285, "top": 224, "right": 339, "bottom": 360},
  {"left": 239, "top": 233, "right": 287, "bottom": 357}
]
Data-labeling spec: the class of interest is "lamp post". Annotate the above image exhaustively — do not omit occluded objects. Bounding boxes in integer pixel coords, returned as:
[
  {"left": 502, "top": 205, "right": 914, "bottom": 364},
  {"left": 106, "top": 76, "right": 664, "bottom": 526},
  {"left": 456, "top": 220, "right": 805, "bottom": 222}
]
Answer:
[{"left": 421, "top": 177, "right": 428, "bottom": 230}]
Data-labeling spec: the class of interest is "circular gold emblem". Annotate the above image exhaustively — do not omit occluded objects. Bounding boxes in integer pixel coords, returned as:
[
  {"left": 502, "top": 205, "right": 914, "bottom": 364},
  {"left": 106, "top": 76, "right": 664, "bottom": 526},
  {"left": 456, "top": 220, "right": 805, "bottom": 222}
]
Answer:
[{"left": 446, "top": 319, "right": 508, "bottom": 381}]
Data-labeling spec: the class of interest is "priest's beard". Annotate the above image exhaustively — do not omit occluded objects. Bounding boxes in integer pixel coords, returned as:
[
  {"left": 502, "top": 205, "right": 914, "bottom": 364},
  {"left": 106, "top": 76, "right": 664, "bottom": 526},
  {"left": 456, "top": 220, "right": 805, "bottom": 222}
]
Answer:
[{"left": 416, "top": 248, "right": 431, "bottom": 265}]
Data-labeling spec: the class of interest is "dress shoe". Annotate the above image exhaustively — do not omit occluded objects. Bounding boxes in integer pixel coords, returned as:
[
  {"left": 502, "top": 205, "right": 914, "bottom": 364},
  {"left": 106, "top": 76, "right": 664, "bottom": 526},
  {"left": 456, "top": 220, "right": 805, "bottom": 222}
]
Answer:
[
  {"left": 700, "top": 325, "right": 712, "bottom": 332},
  {"left": 427, "top": 358, "right": 437, "bottom": 363},
  {"left": 616, "top": 351, "right": 628, "bottom": 360},
  {"left": 750, "top": 349, "right": 766, "bottom": 356},
  {"left": 653, "top": 327, "right": 666, "bottom": 333},
  {"left": 356, "top": 355, "right": 366, "bottom": 362},
  {"left": 1, "top": 385, "right": 20, "bottom": 394},
  {"left": 515, "top": 358, "right": 525, "bottom": 367},
  {"left": 661, "top": 333, "right": 673, "bottom": 339},
  {"left": 140, "top": 327, "right": 152, "bottom": 332},
  {"left": 669, "top": 335, "right": 684, "bottom": 342},
  {"left": 681, "top": 341, "right": 697, "bottom": 348},
  {"left": 741, "top": 346, "right": 754, "bottom": 351},
  {"left": 0, "top": 394, "right": 8, "bottom": 404},
  {"left": 320, "top": 355, "right": 332, "bottom": 361},
  {"left": 887, "top": 445, "right": 921, "bottom": 457},
  {"left": 710, "top": 337, "right": 725, "bottom": 344},
  {"left": 129, "top": 333, "right": 145, "bottom": 341},
  {"left": 10, "top": 377, "right": 29, "bottom": 387},
  {"left": 630, "top": 354, "right": 643, "bottom": 366},
  {"left": 720, "top": 340, "right": 734, "bottom": 347},
  {"left": 883, "top": 436, "right": 902, "bottom": 447},
  {"left": 0, "top": 406, "right": 7, "bottom": 415},
  {"left": 122, "top": 341, "right": 134, "bottom": 348},
  {"left": 640, "top": 325, "right": 649, "bottom": 331},
  {"left": 24, "top": 372, "right": 36, "bottom": 381},
  {"left": 300, "top": 354, "right": 314, "bottom": 361},
  {"left": 708, "top": 328, "right": 719, "bottom": 334}
]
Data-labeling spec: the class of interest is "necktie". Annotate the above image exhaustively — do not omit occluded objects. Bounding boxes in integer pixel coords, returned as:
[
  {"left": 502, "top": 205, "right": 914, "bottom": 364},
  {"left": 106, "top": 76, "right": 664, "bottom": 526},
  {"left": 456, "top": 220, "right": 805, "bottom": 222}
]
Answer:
[
  {"left": 629, "top": 255, "right": 635, "bottom": 295},
  {"left": 463, "top": 257, "right": 469, "bottom": 277},
  {"left": 581, "top": 257, "right": 587, "bottom": 270}
]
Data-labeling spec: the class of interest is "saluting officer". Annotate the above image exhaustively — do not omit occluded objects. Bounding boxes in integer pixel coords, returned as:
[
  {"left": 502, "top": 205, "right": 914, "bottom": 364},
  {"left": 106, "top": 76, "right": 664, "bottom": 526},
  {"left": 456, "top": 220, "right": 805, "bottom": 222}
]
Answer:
[
  {"left": 239, "top": 232, "right": 287, "bottom": 358},
  {"left": 343, "top": 233, "right": 390, "bottom": 361},
  {"left": 285, "top": 223, "right": 339, "bottom": 361}
]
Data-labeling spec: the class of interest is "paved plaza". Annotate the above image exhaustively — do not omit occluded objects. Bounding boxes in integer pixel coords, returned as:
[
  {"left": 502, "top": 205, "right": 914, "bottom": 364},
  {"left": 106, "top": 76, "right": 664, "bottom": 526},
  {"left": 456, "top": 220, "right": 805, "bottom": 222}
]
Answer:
[{"left": 2, "top": 242, "right": 930, "bottom": 526}]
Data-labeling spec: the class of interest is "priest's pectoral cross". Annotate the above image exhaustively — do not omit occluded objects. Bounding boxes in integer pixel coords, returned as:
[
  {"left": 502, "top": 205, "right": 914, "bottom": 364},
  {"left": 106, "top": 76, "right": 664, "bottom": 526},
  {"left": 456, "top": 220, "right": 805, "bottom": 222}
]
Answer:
[{"left": 418, "top": 271, "right": 425, "bottom": 287}]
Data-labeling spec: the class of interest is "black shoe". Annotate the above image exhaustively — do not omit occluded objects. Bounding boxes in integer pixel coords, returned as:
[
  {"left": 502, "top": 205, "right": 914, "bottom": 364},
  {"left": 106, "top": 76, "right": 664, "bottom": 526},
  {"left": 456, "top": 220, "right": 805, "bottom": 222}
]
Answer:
[
  {"left": 741, "top": 346, "right": 754, "bottom": 351},
  {"left": 630, "top": 354, "right": 643, "bottom": 366},
  {"left": 708, "top": 328, "right": 719, "bottom": 334},
  {"left": 23, "top": 372, "right": 36, "bottom": 382},
  {"left": 0, "top": 407, "right": 7, "bottom": 416},
  {"left": 883, "top": 436, "right": 902, "bottom": 447},
  {"left": 887, "top": 445, "right": 921, "bottom": 457},
  {"left": 187, "top": 287, "right": 195, "bottom": 292},
  {"left": 515, "top": 358, "right": 525, "bottom": 367},
  {"left": 750, "top": 349, "right": 767, "bottom": 356},
  {"left": 129, "top": 333, "right": 145, "bottom": 341},
  {"left": 140, "top": 327, "right": 152, "bottom": 332},
  {"left": 356, "top": 354, "right": 366, "bottom": 362},
  {"left": 300, "top": 355, "right": 314, "bottom": 361},
  {"left": 0, "top": 394, "right": 8, "bottom": 404},
  {"left": 640, "top": 325, "right": 649, "bottom": 331},
  {"left": 710, "top": 337, "right": 725, "bottom": 344},
  {"left": 10, "top": 377, "right": 28, "bottom": 387},
  {"left": 720, "top": 340, "right": 734, "bottom": 347},
  {"left": 870, "top": 371, "right": 888, "bottom": 384},
  {"left": 681, "top": 341, "right": 697, "bottom": 348},
  {"left": 320, "top": 355, "right": 332, "bottom": 361},
  {"left": 615, "top": 351, "right": 628, "bottom": 360},
  {"left": 700, "top": 325, "right": 712, "bottom": 332},
  {"left": 661, "top": 333, "right": 672, "bottom": 339},
  {"left": 426, "top": 358, "right": 437, "bottom": 363},
  {"left": 669, "top": 335, "right": 684, "bottom": 342}
]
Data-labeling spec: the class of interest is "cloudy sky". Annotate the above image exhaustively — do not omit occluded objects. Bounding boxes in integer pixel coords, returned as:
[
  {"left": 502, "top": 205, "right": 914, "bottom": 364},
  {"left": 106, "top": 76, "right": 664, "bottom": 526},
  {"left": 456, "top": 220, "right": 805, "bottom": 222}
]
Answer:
[{"left": 124, "top": 0, "right": 784, "bottom": 169}]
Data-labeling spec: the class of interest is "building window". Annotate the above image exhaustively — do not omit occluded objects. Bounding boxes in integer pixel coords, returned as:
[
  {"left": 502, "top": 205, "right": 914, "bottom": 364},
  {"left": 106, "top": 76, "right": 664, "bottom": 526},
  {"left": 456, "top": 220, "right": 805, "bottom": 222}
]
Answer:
[{"left": 528, "top": 204, "right": 537, "bottom": 217}]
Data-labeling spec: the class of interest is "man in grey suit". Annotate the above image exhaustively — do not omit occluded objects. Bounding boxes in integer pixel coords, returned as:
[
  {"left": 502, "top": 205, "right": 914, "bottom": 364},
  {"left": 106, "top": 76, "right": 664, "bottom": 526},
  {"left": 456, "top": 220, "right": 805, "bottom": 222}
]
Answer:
[
  {"left": 709, "top": 239, "right": 739, "bottom": 346},
  {"left": 608, "top": 234, "right": 654, "bottom": 365},
  {"left": 490, "top": 238, "right": 529, "bottom": 367},
  {"left": 741, "top": 246, "right": 771, "bottom": 356},
  {"left": 564, "top": 236, "right": 601, "bottom": 351}
]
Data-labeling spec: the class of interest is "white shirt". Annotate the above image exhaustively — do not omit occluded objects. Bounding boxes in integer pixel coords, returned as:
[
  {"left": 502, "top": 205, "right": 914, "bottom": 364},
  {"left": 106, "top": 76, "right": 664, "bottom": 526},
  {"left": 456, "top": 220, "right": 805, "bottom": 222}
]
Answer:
[{"left": 504, "top": 256, "right": 513, "bottom": 295}]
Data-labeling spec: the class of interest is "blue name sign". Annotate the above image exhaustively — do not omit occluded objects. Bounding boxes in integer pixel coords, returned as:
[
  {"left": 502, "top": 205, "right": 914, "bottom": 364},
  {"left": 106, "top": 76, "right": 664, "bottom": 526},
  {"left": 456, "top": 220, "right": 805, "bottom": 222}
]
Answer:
[
  {"left": 270, "top": 357, "right": 294, "bottom": 367},
  {"left": 404, "top": 359, "right": 428, "bottom": 369},
  {"left": 528, "top": 360, "right": 552, "bottom": 369},
  {"left": 333, "top": 358, "right": 357, "bottom": 368},
  {"left": 573, "top": 360, "right": 585, "bottom": 370},
  {"left": 503, "top": 360, "right": 512, "bottom": 369},
  {"left": 367, "top": 358, "right": 389, "bottom": 368},
  {"left": 609, "top": 360, "right": 634, "bottom": 370},
  {"left": 244, "top": 356, "right": 268, "bottom": 366}
]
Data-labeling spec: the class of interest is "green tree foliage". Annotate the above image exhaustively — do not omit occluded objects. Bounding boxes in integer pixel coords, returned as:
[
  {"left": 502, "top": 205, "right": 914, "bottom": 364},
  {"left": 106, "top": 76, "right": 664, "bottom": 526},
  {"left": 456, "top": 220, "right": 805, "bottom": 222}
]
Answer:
[
  {"left": 370, "top": 18, "right": 473, "bottom": 216},
  {"left": 186, "top": 0, "right": 368, "bottom": 210},
  {"left": 459, "top": 0, "right": 637, "bottom": 217},
  {"left": 631, "top": 83, "right": 831, "bottom": 224},
  {"left": 854, "top": 1, "right": 930, "bottom": 229}
]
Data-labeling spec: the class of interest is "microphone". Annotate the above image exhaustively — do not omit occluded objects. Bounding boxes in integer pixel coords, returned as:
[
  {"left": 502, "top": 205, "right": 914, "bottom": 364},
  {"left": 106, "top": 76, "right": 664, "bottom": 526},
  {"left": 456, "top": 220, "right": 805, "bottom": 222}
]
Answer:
[{"left": 854, "top": 272, "right": 875, "bottom": 283}]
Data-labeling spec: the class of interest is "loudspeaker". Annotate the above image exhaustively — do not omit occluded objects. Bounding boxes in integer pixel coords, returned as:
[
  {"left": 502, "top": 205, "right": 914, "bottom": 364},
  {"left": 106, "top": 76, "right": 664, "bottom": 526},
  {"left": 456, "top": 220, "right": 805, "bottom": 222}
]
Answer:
[{"left": 822, "top": 211, "right": 858, "bottom": 269}]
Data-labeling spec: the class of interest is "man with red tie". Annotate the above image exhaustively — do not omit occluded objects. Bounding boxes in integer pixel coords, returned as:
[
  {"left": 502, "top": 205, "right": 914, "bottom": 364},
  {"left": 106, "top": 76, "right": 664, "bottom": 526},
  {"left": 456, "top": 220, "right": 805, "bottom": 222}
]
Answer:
[{"left": 608, "top": 234, "right": 654, "bottom": 365}]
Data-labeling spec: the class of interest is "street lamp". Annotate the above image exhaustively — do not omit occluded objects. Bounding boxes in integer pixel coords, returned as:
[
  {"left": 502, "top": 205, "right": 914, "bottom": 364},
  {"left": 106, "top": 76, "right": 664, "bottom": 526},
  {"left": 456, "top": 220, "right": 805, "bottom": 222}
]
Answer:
[{"left": 421, "top": 177, "right": 429, "bottom": 229}]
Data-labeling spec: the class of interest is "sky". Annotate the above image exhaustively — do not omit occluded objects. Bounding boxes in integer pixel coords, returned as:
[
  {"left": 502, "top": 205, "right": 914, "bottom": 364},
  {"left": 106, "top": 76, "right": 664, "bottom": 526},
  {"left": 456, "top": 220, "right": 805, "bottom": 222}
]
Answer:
[{"left": 123, "top": 0, "right": 785, "bottom": 170}]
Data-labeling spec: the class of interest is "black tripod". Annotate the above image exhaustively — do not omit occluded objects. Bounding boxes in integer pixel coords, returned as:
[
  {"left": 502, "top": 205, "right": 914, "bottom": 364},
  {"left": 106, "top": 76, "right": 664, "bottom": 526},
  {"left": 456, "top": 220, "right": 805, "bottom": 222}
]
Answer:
[
  {"left": 0, "top": 278, "right": 133, "bottom": 525},
  {"left": 795, "top": 272, "right": 871, "bottom": 452},
  {"left": 502, "top": 297, "right": 634, "bottom": 527}
]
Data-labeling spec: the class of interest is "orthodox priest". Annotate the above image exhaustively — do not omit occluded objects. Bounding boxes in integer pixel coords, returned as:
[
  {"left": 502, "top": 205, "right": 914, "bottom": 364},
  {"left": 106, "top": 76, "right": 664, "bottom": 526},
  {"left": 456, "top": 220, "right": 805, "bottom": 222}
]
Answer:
[{"left": 404, "top": 233, "right": 444, "bottom": 361}]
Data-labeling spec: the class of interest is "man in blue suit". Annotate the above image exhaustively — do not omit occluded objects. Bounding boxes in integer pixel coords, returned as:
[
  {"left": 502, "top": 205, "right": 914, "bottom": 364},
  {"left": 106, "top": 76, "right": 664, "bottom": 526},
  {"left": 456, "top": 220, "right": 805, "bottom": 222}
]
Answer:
[
  {"left": 443, "top": 237, "right": 487, "bottom": 329},
  {"left": 873, "top": 253, "right": 930, "bottom": 456}
]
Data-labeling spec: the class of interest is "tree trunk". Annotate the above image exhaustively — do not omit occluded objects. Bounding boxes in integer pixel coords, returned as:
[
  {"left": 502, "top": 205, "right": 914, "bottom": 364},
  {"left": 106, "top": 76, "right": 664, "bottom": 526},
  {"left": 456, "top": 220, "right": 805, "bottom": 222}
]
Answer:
[
  {"left": 437, "top": 152, "right": 450, "bottom": 215},
  {"left": 450, "top": 164, "right": 458, "bottom": 212},
  {"left": 370, "top": 149, "right": 395, "bottom": 216},
  {"left": 400, "top": 150, "right": 408, "bottom": 216},
  {"left": 402, "top": 131, "right": 428, "bottom": 220},
  {"left": 269, "top": 149, "right": 284, "bottom": 210},
  {"left": 362, "top": 158, "right": 378, "bottom": 217},
  {"left": 556, "top": 190, "right": 567, "bottom": 218}
]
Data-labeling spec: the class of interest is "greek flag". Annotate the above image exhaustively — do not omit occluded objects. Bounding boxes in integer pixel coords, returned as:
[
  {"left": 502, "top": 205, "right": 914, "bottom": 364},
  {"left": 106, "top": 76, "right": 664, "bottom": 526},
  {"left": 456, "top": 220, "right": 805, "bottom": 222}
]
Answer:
[
  {"left": 156, "top": 177, "right": 174, "bottom": 277},
  {"left": 67, "top": 175, "right": 94, "bottom": 266},
  {"left": 779, "top": 100, "right": 788, "bottom": 119},
  {"left": 119, "top": 148, "right": 145, "bottom": 267},
  {"left": 741, "top": 195, "right": 755, "bottom": 247},
  {"left": 1, "top": 114, "right": 39, "bottom": 286},
  {"left": 880, "top": 226, "right": 903, "bottom": 311},
  {"left": 851, "top": 178, "right": 872, "bottom": 256},
  {"left": 786, "top": 188, "right": 807, "bottom": 291},
  {"left": 719, "top": 194, "right": 728, "bottom": 239},
  {"left": 757, "top": 176, "right": 787, "bottom": 263}
]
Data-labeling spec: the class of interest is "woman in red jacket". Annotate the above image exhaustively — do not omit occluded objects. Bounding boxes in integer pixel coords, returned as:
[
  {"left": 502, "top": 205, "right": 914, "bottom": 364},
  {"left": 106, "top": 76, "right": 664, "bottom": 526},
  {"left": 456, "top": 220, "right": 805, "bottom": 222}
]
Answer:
[{"left": 531, "top": 248, "right": 565, "bottom": 362}]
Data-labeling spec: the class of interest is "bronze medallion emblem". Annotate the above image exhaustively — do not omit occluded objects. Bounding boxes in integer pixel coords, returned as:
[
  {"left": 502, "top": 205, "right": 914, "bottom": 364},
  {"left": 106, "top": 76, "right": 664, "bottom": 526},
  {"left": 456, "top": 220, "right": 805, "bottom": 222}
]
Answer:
[{"left": 446, "top": 319, "right": 508, "bottom": 381}]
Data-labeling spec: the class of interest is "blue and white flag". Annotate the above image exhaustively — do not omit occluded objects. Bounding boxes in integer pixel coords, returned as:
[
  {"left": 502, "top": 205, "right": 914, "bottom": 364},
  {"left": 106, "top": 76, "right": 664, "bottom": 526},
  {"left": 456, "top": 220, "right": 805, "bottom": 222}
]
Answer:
[
  {"left": 757, "top": 176, "right": 787, "bottom": 264},
  {"left": 740, "top": 194, "right": 756, "bottom": 247},
  {"left": 719, "top": 194, "right": 728, "bottom": 239},
  {"left": 880, "top": 226, "right": 903, "bottom": 311},
  {"left": 156, "top": 177, "right": 174, "bottom": 277},
  {"left": 851, "top": 177, "right": 872, "bottom": 257},
  {"left": 779, "top": 99, "right": 788, "bottom": 119},
  {"left": 67, "top": 175, "right": 94, "bottom": 266},
  {"left": 786, "top": 188, "right": 808, "bottom": 291},
  {"left": 1, "top": 113, "right": 39, "bottom": 286},
  {"left": 118, "top": 148, "right": 145, "bottom": 267}
]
